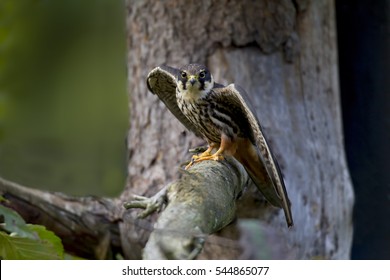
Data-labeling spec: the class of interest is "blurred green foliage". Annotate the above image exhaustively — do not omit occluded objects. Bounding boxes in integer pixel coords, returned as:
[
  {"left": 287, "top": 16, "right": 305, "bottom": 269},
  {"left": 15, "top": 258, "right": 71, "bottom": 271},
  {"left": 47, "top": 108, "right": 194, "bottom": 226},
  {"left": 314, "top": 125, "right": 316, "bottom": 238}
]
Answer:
[
  {"left": 0, "top": 202, "right": 65, "bottom": 259},
  {"left": 0, "top": 0, "right": 128, "bottom": 196}
]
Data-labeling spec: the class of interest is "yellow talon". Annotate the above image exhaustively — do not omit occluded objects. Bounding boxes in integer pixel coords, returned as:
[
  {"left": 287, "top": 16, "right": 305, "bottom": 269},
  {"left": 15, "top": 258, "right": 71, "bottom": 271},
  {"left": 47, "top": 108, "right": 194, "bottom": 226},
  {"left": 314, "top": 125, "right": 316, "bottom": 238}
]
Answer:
[
  {"left": 194, "top": 154, "right": 224, "bottom": 162},
  {"left": 185, "top": 160, "right": 195, "bottom": 170},
  {"left": 185, "top": 151, "right": 224, "bottom": 170},
  {"left": 192, "top": 146, "right": 213, "bottom": 160}
]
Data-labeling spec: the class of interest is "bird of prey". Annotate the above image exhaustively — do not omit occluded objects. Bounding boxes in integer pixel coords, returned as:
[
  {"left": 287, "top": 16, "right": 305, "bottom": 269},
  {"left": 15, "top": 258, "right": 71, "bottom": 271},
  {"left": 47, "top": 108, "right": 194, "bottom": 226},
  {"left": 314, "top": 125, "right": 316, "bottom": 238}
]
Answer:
[{"left": 146, "top": 63, "right": 293, "bottom": 227}]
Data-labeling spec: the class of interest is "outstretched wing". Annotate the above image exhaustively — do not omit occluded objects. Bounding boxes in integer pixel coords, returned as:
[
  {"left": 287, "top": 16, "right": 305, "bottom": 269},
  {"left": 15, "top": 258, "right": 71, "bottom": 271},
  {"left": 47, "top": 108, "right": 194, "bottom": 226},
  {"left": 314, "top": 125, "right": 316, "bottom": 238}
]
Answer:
[
  {"left": 146, "top": 65, "right": 201, "bottom": 136},
  {"left": 213, "top": 84, "right": 293, "bottom": 227}
]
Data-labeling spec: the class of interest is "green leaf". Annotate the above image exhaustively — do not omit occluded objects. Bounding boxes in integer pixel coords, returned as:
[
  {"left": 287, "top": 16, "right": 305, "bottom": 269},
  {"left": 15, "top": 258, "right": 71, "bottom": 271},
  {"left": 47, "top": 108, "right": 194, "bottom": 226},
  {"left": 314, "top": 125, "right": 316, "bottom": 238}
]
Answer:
[
  {"left": 0, "top": 205, "right": 65, "bottom": 259},
  {"left": 0, "top": 231, "right": 62, "bottom": 259},
  {"left": 26, "top": 224, "right": 64, "bottom": 258},
  {"left": 0, "top": 204, "right": 36, "bottom": 239}
]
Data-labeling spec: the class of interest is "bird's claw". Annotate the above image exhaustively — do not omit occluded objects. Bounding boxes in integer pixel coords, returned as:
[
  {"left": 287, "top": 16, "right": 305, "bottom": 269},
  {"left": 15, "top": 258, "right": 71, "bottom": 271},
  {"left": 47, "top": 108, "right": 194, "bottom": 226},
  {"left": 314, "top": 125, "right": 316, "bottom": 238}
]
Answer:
[
  {"left": 184, "top": 158, "right": 196, "bottom": 170},
  {"left": 198, "top": 154, "right": 224, "bottom": 162},
  {"left": 184, "top": 153, "right": 224, "bottom": 170},
  {"left": 192, "top": 150, "right": 213, "bottom": 160}
]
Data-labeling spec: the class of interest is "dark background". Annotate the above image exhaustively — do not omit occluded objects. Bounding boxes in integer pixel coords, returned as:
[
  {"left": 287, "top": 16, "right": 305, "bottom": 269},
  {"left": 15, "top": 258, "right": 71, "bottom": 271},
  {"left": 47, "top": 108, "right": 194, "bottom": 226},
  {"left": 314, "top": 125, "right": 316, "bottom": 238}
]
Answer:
[{"left": 336, "top": 0, "right": 389, "bottom": 259}]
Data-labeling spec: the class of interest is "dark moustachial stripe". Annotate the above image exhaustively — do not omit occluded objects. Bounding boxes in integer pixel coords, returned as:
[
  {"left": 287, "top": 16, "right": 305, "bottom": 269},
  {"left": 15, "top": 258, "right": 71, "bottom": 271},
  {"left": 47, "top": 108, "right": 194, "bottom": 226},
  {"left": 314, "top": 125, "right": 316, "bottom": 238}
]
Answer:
[{"left": 199, "top": 80, "right": 206, "bottom": 91}]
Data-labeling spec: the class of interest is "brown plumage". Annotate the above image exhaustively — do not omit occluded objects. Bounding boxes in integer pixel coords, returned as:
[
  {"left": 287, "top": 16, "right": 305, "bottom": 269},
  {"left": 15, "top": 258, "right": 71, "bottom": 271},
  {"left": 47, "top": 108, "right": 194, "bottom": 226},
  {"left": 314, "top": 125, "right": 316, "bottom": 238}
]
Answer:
[{"left": 147, "top": 63, "right": 293, "bottom": 227}]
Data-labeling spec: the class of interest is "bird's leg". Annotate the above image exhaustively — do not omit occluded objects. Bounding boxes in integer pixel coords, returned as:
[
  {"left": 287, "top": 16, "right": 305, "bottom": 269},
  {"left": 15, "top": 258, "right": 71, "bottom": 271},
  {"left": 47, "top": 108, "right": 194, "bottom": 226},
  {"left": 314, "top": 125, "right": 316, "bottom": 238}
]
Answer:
[
  {"left": 192, "top": 142, "right": 218, "bottom": 160},
  {"left": 185, "top": 135, "right": 233, "bottom": 170},
  {"left": 185, "top": 143, "right": 218, "bottom": 170}
]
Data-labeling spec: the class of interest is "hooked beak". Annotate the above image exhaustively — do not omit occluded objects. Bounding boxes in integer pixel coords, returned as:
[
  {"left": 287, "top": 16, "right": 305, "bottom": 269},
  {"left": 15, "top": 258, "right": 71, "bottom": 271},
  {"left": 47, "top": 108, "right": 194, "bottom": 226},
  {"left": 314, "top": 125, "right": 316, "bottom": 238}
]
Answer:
[{"left": 189, "top": 76, "right": 196, "bottom": 86}]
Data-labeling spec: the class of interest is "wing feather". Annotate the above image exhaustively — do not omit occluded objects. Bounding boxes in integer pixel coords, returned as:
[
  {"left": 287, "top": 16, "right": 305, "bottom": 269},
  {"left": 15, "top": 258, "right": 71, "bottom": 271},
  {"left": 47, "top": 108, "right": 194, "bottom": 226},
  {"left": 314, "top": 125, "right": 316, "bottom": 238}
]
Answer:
[
  {"left": 213, "top": 84, "right": 293, "bottom": 226},
  {"left": 146, "top": 65, "right": 201, "bottom": 136}
]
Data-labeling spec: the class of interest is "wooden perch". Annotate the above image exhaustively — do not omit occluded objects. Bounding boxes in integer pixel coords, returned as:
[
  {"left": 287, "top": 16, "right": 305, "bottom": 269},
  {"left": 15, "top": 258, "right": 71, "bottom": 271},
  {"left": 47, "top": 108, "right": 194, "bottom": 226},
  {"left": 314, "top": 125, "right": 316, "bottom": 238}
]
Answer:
[
  {"left": 124, "top": 156, "right": 249, "bottom": 259},
  {"left": 1, "top": 154, "right": 250, "bottom": 260}
]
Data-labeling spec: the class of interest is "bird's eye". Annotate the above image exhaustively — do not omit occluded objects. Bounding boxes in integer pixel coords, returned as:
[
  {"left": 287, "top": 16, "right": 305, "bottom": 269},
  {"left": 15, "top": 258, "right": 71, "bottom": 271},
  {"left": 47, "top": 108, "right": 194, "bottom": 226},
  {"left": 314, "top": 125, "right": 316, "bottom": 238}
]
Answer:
[
  {"left": 180, "top": 72, "right": 187, "bottom": 79},
  {"left": 199, "top": 71, "right": 206, "bottom": 78}
]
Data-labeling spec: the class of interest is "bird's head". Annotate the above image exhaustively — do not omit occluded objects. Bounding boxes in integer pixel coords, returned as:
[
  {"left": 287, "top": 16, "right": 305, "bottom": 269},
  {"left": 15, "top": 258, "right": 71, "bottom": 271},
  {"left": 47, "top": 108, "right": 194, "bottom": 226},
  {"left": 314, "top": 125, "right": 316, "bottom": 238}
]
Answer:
[{"left": 177, "top": 64, "right": 214, "bottom": 99}]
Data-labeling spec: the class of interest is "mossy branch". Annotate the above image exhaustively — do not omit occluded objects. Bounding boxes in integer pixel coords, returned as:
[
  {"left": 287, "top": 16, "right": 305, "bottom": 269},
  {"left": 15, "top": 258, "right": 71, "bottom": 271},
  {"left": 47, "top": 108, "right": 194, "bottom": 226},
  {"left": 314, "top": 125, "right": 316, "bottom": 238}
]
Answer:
[{"left": 124, "top": 156, "right": 249, "bottom": 259}]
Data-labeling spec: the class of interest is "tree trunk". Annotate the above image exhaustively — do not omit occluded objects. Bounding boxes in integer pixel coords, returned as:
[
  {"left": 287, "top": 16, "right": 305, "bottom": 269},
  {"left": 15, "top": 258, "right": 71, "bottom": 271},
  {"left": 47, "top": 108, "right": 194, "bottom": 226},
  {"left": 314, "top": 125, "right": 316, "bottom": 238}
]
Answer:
[{"left": 123, "top": 0, "right": 354, "bottom": 259}]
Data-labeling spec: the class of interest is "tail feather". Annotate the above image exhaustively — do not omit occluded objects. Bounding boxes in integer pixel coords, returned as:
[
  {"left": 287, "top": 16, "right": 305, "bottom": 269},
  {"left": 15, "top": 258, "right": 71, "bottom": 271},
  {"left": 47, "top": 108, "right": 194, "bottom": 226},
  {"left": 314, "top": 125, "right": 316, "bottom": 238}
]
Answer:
[{"left": 233, "top": 139, "right": 293, "bottom": 227}]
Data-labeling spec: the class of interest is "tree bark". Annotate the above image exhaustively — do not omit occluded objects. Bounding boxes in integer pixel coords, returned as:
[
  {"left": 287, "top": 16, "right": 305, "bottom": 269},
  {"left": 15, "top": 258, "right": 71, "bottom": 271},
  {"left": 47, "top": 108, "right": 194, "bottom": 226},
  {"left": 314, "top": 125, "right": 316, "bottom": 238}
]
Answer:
[
  {"left": 123, "top": 0, "right": 354, "bottom": 259},
  {"left": 0, "top": 0, "right": 354, "bottom": 260}
]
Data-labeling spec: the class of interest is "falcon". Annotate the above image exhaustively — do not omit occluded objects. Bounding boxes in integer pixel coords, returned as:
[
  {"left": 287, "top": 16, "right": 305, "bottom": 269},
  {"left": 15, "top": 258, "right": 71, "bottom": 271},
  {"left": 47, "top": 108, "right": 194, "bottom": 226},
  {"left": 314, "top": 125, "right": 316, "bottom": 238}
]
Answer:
[{"left": 146, "top": 63, "right": 293, "bottom": 227}]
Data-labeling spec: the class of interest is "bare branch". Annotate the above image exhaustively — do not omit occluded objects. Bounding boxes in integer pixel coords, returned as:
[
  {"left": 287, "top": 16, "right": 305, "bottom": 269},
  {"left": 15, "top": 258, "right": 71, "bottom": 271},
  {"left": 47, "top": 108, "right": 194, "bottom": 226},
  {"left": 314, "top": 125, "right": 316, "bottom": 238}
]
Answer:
[{"left": 0, "top": 176, "right": 122, "bottom": 259}]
